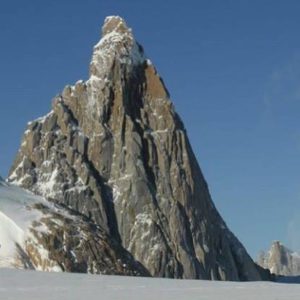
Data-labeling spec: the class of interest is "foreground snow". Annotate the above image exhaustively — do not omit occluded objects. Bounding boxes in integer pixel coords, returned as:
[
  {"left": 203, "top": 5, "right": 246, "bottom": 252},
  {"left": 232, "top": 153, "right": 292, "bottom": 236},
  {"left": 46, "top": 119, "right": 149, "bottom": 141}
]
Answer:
[{"left": 0, "top": 269, "right": 299, "bottom": 300}]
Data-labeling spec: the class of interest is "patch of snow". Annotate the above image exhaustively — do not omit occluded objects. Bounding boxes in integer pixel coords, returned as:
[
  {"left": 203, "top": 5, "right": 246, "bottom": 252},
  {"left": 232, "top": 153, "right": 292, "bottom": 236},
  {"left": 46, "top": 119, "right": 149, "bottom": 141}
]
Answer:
[
  {"left": 8, "top": 158, "right": 25, "bottom": 184},
  {"left": 36, "top": 168, "right": 59, "bottom": 198},
  {"left": 34, "top": 110, "right": 54, "bottom": 124},
  {"left": 203, "top": 244, "right": 210, "bottom": 253},
  {"left": 150, "top": 129, "right": 169, "bottom": 135},
  {"left": 112, "top": 185, "right": 121, "bottom": 203},
  {"left": 108, "top": 173, "right": 132, "bottom": 184},
  {"left": 75, "top": 79, "right": 84, "bottom": 85},
  {"left": 66, "top": 185, "right": 87, "bottom": 193},
  {"left": 135, "top": 213, "right": 152, "bottom": 228}
]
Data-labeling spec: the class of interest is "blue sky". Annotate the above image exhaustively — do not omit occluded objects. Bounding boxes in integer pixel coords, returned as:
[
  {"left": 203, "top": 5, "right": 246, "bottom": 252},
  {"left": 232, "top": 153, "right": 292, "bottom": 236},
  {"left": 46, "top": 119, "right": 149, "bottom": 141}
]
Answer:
[{"left": 1, "top": 0, "right": 300, "bottom": 258}]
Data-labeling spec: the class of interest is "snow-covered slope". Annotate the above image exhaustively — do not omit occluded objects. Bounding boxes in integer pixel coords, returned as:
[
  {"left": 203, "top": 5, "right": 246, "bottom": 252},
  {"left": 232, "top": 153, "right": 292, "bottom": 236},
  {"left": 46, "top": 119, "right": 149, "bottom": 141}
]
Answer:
[
  {"left": 0, "top": 182, "right": 149, "bottom": 275},
  {"left": 0, "top": 183, "right": 46, "bottom": 268},
  {"left": 0, "top": 269, "right": 299, "bottom": 300}
]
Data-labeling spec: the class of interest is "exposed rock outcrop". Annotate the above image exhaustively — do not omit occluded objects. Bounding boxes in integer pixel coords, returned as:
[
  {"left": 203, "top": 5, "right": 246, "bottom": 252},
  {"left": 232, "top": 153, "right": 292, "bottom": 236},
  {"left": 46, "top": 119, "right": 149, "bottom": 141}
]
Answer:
[{"left": 8, "top": 16, "right": 266, "bottom": 280}]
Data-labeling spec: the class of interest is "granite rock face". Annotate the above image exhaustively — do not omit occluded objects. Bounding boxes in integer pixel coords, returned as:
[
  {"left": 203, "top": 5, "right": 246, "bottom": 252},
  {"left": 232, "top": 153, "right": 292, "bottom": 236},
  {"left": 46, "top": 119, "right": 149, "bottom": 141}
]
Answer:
[
  {"left": 258, "top": 241, "right": 300, "bottom": 276},
  {"left": 8, "top": 16, "right": 266, "bottom": 280}
]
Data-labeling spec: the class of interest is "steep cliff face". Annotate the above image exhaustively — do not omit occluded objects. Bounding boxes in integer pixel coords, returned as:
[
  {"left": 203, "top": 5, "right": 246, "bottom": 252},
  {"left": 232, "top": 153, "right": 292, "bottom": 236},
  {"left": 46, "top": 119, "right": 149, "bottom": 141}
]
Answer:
[
  {"left": 8, "top": 16, "right": 265, "bottom": 280},
  {"left": 258, "top": 241, "right": 300, "bottom": 276}
]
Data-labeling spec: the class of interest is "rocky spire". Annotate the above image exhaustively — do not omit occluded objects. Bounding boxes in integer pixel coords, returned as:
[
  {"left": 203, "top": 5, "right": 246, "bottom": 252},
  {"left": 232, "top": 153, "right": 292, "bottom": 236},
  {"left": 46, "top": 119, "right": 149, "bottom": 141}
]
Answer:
[
  {"left": 90, "top": 16, "right": 145, "bottom": 79},
  {"left": 8, "top": 16, "right": 268, "bottom": 280}
]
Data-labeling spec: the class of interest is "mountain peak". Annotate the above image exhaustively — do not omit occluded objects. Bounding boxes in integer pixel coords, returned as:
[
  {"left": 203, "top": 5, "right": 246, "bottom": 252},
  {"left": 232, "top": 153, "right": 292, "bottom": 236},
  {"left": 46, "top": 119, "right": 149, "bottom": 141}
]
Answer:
[
  {"left": 7, "top": 16, "right": 265, "bottom": 281},
  {"left": 271, "top": 240, "right": 284, "bottom": 250},
  {"left": 90, "top": 16, "right": 144, "bottom": 78},
  {"left": 102, "top": 16, "right": 131, "bottom": 37}
]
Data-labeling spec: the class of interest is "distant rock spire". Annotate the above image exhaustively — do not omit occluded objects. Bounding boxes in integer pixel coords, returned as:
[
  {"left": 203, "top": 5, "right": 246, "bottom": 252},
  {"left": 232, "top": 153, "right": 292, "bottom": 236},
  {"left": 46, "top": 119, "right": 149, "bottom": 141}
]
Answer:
[{"left": 257, "top": 241, "right": 300, "bottom": 276}]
